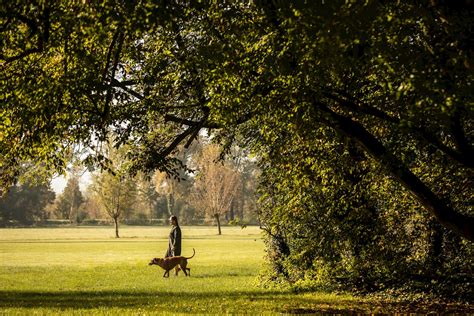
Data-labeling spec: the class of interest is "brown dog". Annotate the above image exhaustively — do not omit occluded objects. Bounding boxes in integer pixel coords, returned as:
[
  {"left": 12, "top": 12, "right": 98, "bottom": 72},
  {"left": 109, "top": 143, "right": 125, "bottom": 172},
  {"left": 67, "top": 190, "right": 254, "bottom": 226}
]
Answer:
[{"left": 149, "top": 248, "right": 195, "bottom": 277}]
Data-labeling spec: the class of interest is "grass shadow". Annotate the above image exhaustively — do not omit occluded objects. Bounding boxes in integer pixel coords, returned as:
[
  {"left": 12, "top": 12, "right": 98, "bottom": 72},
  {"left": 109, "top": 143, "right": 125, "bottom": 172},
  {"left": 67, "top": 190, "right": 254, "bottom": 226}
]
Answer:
[
  {"left": 0, "top": 289, "right": 284, "bottom": 309},
  {"left": 1, "top": 290, "right": 471, "bottom": 314}
]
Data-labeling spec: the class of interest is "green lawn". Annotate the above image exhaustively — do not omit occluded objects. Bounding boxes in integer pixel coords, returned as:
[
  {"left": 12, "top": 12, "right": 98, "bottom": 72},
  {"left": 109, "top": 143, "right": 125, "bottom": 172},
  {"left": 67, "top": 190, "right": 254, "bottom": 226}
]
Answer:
[{"left": 0, "top": 226, "right": 470, "bottom": 315}]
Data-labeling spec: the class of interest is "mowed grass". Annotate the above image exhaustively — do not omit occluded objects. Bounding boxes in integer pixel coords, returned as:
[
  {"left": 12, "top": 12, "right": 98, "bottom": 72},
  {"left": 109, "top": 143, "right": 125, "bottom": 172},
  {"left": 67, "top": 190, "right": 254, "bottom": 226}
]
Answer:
[{"left": 0, "top": 226, "right": 470, "bottom": 315}]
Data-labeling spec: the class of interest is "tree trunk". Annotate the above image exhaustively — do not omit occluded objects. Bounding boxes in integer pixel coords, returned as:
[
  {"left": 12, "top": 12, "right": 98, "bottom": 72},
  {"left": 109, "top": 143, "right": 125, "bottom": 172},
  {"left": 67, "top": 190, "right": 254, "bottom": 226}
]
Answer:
[
  {"left": 240, "top": 180, "right": 245, "bottom": 220},
  {"left": 69, "top": 202, "right": 74, "bottom": 224},
  {"left": 114, "top": 217, "right": 120, "bottom": 238},
  {"left": 166, "top": 193, "right": 174, "bottom": 216},
  {"left": 229, "top": 199, "right": 235, "bottom": 221},
  {"left": 214, "top": 213, "right": 222, "bottom": 235},
  {"left": 320, "top": 104, "right": 474, "bottom": 242},
  {"left": 148, "top": 201, "right": 153, "bottom": 222}
]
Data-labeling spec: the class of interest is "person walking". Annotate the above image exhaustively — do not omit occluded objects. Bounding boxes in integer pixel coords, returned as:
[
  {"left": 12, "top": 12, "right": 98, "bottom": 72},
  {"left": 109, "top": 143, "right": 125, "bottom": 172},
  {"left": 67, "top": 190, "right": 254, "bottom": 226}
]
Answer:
[{"left": 166, "top": 215, "right": 181, "bottom": 257}]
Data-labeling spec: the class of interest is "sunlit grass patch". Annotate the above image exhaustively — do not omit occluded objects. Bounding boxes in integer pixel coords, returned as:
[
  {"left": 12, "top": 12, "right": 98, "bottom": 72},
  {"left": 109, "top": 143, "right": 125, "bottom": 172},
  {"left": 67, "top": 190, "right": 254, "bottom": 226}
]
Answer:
[{"left": 1, "top": 226, "right": 472, "bottom": 314}]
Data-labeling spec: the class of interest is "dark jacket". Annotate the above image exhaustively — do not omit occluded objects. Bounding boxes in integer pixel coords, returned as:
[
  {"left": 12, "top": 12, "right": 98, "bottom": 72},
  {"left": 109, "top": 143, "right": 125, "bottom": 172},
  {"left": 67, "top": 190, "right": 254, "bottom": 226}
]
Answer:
[{"left": 166, "top": 225, "right": 181, "bottom": 257}]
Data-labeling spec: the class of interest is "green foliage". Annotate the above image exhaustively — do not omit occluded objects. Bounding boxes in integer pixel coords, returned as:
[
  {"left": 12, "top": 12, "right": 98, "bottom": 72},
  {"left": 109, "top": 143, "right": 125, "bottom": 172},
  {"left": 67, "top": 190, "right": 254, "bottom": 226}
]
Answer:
[
  {"left": 55, "top": 175, "right": 84, "bottom": 222},
  {"left": 89, "top": 143, "right": 138, "bottom": 236},
  {"left": 91, "top": 171, "right": 137, "bottom": 218},
  {"left": 192, "top": 143, "right": 242, "bottom": 234},
  {"left": 256, "top": 133, "right": 473, "bottom": 295},
  {"left": 0, "top": 182, "right": 55, "bottom": 226}
]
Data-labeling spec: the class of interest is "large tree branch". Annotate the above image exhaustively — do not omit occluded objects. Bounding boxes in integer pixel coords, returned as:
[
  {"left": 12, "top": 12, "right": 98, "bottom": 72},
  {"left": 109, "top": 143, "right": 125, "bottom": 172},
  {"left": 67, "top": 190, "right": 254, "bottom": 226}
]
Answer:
[
  {"left": 111, "top": 79, "right": 144, "bottom": 100},
  {"left": 324, "top": 91, "right": 399, "bottom": 123},
  {"left": 102, "top": 29, "right": 121, "bottom": 82},
  {"left": 102, "top": 28, "right": 125, "bottom": 124},
  {"left": 325, "top": 92, "right": 474, "bottom": 168},
  {"left": 164, "top": 114, "right": 219, "bottom": 129},
  {"left": 317, "top": 102, "right": 474, "bottom": 242},
  {"left": 155, "top": 107, "right": 211, "bottom": 159},
  {"left": 164, "top": 111, "right": 253, "bottom": 129},
  {"left": 160, "top": 104, "right": 257, "bottom": 158},
  {"left": 158, "top": 125, "right": 197, "bottom": 159},
  {"left": 1, "top": 10, "right": 50, "bottom": 65}
]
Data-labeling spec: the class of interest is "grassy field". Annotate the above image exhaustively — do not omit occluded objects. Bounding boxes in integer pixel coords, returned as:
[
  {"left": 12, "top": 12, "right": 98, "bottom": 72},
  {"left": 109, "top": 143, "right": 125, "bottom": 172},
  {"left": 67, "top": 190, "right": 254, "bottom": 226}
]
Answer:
[{"left": 0, "top": 226, "right": 471, "bottom": 315}]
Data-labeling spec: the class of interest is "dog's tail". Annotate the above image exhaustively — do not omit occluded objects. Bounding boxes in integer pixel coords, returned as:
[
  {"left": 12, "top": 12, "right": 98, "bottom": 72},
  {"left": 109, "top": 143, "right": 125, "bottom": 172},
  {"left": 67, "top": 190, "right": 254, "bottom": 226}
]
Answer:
[{"left": 186, "top": 248, "right": 196, "bottom": 259}]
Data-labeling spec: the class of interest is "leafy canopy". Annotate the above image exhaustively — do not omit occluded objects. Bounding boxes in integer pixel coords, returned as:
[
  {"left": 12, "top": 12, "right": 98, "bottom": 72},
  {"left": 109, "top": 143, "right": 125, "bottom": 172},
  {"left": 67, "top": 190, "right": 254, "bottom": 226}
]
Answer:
[{"left": 1, "top": 1, "right": 473, "bottom": 242}]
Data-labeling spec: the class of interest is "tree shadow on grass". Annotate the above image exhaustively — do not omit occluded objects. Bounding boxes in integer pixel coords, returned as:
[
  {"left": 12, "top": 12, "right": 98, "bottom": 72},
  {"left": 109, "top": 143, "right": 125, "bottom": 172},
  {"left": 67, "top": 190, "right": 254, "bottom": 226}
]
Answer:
[
  {"left": 0, "top": 290, "right": 285, "bottom": 311},
  {"left": 0, "top": 290, "right": 472, "bottom": 314}
]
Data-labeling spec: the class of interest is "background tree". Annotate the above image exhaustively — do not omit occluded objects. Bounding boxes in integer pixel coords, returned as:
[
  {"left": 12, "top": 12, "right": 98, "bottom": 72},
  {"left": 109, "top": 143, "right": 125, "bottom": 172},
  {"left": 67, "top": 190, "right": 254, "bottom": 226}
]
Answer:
[
  {"left": 90, "top": 143, "right": 137, "bottom": 237},
  {"left": 192, "top": 144, "right": 242, "bottom": 235},
  {"left": 55, "top": 173, "right": 84, "bottom": 223},
  {"left": 91, "top": 171, "right": 136, "bottom": 238},
  {"left": 154, "top": 171, "right": 183, "bottom": 219},
  {"left": 0, "top": 182, "right": 55, "bottom": 226},
  {"left": 135, "top": 174, "right": 160, "bottom": 223},
  {"left": 153, "top": 144, "right": 196, "bottom": 224},
  {"left": 225, "top": 145, "right": 259, "bottom": 225},
  {"left": 80, "top": 189, "right": 103, "bottom": 222}
]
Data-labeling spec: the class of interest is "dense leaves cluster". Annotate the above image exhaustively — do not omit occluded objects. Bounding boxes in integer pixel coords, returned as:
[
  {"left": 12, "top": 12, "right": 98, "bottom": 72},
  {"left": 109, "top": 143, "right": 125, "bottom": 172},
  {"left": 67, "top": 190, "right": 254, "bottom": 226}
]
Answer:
[{"left": 257, "top": 134, "right": 472, "bottom": 296}]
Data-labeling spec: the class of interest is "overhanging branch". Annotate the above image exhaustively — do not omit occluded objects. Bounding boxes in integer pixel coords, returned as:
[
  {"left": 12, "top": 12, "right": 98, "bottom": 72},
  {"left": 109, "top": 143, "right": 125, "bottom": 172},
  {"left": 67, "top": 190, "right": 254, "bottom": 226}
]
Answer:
[
  {"left": 164, "top": 114, "right": 219, "bottom": 129},
  {"left": 111, "top": 79, "right": 144, "bottom": 100},
  {"left": 1, "top": 10, "right": 50, "bottom": 65},
  {"left": 102, "top": 28, "right": 125, "bottom": 124},
  {"left": 317, "top": 101, "right": 474, "bottom": 242},
  {"left": 325, "top": 91, "right": 473, "bottom": 168}
]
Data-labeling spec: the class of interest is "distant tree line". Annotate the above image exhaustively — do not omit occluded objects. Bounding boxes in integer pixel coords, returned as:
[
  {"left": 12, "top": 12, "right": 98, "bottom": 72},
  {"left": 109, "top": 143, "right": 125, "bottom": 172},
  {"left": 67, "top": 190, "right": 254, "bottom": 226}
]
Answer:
[{"left": 0, "top": 141, "right": 259, "bottom": 234}]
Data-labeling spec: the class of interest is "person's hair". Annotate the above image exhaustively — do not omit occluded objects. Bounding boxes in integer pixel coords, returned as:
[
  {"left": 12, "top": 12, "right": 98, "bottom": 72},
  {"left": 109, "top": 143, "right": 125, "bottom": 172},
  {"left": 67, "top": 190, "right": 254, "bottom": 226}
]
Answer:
[{"left": 170, "top": 215, "right": 178, "bottom": 224}]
